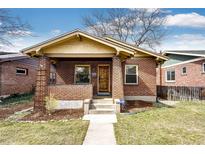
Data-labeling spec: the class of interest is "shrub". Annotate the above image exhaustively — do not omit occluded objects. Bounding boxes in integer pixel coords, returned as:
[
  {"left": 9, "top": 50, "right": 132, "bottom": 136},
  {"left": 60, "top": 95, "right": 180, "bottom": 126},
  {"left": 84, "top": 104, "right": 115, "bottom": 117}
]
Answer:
[{"left": 45, "top": 94, "right": 58, "bottom": 114}]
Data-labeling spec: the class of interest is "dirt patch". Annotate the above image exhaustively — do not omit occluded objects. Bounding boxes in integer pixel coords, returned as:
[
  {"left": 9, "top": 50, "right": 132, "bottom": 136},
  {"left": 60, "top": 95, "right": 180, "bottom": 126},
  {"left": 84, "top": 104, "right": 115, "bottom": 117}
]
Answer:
[
  {"left": 21, "top": 109, "right": 84, "bottom": 121},
  {"left": 126, "top": 100, "right": 153, "bottom": 108},
  {"left": 0, "top": 102, "right": 33, "bottom": 120},
  {"left": 122, "top": 100, "right": 154, "bottom": 113}
]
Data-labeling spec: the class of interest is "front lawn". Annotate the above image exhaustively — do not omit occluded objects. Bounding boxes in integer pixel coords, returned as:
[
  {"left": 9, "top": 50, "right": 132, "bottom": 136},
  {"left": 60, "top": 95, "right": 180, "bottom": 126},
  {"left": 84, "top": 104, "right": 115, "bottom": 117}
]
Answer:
[
  {"left": 0, "top": 120, "right": 89, "bottom": 144},
  {"left": 114, "top": 102, "right": 205, "bottom": 144}
]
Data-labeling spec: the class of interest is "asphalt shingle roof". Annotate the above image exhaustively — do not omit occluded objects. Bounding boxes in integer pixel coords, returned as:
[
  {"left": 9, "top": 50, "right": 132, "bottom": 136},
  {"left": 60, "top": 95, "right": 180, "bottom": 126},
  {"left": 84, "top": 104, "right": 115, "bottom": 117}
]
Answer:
[{"left": 0, "top": 53, "right": 27, "bottom": 62}]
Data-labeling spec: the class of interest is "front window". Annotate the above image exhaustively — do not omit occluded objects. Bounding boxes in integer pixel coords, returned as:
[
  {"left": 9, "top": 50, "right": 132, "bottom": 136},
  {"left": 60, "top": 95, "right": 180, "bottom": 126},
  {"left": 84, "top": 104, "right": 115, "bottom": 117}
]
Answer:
[
  {"left": 166, "top": 70, "right": 175, "bottom": 82},
  {"left": 125, "top": 65, "right": 138, "bottom": 84},
  {"left": 75, "top": 65, "right": 91, "bottom": 84}
]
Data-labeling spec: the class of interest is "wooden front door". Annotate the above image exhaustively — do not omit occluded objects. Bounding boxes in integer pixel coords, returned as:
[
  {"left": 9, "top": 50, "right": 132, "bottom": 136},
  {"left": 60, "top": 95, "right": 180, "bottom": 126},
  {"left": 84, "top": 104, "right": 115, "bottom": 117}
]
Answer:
[{"left": 98, "top": 65, "right": 110, "bottom": 92}]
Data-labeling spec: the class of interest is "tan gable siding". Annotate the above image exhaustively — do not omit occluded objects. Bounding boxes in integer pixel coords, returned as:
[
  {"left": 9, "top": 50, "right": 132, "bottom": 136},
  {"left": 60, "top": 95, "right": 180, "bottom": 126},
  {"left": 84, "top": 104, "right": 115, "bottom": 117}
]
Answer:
[{"left": 42, "top": 37, "right": 116, "bottom": 56}]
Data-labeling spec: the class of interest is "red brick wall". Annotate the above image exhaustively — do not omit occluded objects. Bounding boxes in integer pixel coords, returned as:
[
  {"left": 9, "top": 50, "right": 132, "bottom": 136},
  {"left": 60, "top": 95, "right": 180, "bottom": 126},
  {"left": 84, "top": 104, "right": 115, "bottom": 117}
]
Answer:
[
  {"left": 34, "top": 57, "right": 50, "bottom": 112},
  {"left": 55, "top": 58, "right": 112, "bottom": 96},
  {"left": 49, "top": 84, "right": 93, "bottom": 100},
  {"left": 161, "top": 59, "right": 205, "bottom": 87},
  {"left": 54, "top": 58, "right": 157, "bottom": 97},
  {"left": 0, "top": 59, "right": 37, "bottom": 96},
  {"left": 123, "top": 58, "right": 157, "bottom": 96},
  {"left": 112, "top": 56, "right": 124, "bottom": 99}
]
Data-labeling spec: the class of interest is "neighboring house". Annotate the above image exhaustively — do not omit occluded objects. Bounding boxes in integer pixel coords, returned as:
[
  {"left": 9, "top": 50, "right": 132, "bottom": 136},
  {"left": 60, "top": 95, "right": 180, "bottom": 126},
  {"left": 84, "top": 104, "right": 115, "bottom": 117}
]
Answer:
[
  {"left": 0, "top": 51, "right": 16, "bottom": 55},
  {"left": 22, "top": 29, "right": 167, "bottom": 114},
  {"left": 157, "top": 50, "right": 205, "bottom": 87},
  {"left": 0, "top": 53, "right": 38, "bottom": 97}
]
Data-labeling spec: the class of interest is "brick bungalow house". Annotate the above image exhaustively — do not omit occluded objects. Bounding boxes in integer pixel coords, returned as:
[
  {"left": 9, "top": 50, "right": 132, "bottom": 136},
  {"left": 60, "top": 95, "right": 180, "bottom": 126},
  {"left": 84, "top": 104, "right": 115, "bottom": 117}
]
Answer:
[
  {"left": 21, "top": 29, "right": 167, "bottom": 114},
  {"left": 0, "top": 53, "right": 38, "bottom": 97},
  {"left": 157, "top": 50, "right": 205, "bottom": 87}
]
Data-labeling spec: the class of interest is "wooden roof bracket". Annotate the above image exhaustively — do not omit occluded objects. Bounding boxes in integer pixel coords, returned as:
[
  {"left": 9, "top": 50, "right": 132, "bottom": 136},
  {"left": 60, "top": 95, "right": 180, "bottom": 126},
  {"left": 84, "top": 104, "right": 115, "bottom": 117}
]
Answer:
[{"left": 76, "top": 34, "right": 82, "bottom": 41}]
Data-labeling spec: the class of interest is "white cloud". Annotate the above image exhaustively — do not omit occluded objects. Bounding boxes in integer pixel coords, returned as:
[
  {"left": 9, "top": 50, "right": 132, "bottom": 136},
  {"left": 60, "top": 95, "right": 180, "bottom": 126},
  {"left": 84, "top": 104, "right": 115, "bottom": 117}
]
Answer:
[
  {"left": 129, "top": 8, "right": 171, "bottom": 13},
  {"left": 158, "top": 33, "right": 205, "bottom": 51},
  {"left": 165, "top": 12, "right": 205, "bottom": 28},
  {"left": 0, "top": 38, "right": 28, "bottom": 52},
  {"left": 7, "top": 30, "right": 32, "bottom": 36},
  {"left": 50, "top": 29, "right": 61, "bottom": 36},
  {"left": 0, "top": 35, "right": 49, "bottom": 52}
]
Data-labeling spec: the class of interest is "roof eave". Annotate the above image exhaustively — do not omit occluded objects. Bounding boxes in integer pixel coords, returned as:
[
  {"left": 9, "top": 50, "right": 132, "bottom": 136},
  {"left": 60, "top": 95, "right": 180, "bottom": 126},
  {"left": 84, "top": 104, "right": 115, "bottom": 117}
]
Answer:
[
  {"left": 105, "top": 37, "right": 168, "bottom": 61},
  {"left": 21, "top": 30, "right": 135, "bottom": 57}
]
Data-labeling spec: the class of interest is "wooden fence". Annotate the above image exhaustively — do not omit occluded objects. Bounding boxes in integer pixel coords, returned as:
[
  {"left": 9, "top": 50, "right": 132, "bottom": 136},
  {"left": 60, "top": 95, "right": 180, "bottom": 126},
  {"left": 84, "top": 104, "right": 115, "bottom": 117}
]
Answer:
[{"left": 157, "top": 86, "right": 205, "bottom": 101}]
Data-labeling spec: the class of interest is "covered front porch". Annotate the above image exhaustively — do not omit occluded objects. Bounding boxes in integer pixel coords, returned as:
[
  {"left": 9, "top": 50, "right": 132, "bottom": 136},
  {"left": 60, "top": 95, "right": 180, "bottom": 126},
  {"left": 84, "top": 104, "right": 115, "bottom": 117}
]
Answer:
[
  {"left": 49, "top": 58, "right": 113, "bottom": 97},
  {"left": 34, "top": 56, "right": 124, "bottom": 114}
]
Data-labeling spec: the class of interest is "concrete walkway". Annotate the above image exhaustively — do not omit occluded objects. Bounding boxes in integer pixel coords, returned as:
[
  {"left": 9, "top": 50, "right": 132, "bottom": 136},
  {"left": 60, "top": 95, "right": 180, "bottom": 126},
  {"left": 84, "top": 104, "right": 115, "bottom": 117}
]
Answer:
[{"left": 83, "top": 114, "right": 117, "bottom": 145}]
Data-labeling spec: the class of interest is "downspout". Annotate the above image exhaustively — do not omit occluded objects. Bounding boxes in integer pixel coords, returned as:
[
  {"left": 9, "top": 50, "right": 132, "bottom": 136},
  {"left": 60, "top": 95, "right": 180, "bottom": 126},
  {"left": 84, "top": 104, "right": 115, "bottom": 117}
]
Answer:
[{"left": 159, "top": 62, "right": 162, "bottom": 87}]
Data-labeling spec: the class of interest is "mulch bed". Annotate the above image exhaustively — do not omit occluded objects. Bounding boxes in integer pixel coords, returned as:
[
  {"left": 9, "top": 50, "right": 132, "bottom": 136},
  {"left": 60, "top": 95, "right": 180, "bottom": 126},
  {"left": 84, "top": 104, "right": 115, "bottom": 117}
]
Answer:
[
  {"left": 0, "top": 102, "right": 33, "bottom": 120},
  {"left": 21, "top": 109, "right": 84, "bottom": 121},
  {"left": 122, "top": 100, "right": 154, "bottom": 113}
]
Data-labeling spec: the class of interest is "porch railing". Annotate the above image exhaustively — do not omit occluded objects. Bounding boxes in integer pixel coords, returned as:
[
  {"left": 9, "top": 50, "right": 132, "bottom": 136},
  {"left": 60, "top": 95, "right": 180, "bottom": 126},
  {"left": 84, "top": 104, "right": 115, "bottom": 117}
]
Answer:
[{"left": 48, "top": 84, "right": 93, "bottom": 100}]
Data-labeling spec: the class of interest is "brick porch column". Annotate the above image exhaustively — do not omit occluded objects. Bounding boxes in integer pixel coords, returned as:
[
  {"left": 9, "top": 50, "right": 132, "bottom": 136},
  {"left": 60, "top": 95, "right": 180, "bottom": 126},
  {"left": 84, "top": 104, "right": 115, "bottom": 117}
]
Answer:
[
  {"left": 34, "top": 56, "right": 50, "bottom": 112},
  {"left": 112, "top": 56, "right": 124, "bottom": 100}
]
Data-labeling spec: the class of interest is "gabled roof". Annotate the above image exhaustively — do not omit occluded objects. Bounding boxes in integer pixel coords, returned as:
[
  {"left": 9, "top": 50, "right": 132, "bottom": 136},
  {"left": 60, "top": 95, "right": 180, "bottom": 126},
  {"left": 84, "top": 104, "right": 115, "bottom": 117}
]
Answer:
[
  {"left": 163, "top": 50, "right": 205, "bottom": 57},
  {"left": 0, "top": 53, "right": 28, "bottom": 63},
  {"left": 21, "top": 29, "right": 167, "bottom": 61}
]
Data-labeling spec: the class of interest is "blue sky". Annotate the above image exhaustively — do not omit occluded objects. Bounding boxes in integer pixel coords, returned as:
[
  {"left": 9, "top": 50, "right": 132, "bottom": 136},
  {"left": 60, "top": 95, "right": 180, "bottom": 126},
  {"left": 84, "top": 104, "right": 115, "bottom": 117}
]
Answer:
[{"left": 4, "top": 8, "right": 205, "bottom": 52}]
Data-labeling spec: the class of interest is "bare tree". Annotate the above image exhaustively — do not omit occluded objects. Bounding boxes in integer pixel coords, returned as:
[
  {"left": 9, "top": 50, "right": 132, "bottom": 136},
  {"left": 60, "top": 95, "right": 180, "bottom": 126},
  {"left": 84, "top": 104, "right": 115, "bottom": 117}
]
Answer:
[
  {"left": 0, "top": 9, "right": 31, "bottom": 48},
  {"left": 82, "top": 8, "right": 167, "bottom": 49}
]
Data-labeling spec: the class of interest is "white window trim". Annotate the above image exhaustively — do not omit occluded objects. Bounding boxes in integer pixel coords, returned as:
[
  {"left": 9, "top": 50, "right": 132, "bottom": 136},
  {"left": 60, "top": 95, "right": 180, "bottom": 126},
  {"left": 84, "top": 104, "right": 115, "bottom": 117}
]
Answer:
[
  {"left": 165, "top": 69, "right": 175, "bottom": 83},
  {"left": 202, "top": 62, "right": 205, "bottom": 73},
  {"left": 74, "top": 65, "right": 91, "bottom": 84},
  {"left": 124, "top": 64, "right": 138, "bottom": 85},
  {"left": 181, "top": 67, "right": 187, "bottom": 75},
  {"left": 16, "top": 67, "right": 28, "bottom": 75}
]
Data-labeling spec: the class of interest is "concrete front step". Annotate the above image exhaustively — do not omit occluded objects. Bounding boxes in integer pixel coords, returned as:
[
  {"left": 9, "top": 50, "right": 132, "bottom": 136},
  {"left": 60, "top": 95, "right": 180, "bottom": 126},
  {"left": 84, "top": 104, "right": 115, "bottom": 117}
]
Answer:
[
  {"left": 89, "top": 109, "right": 115, "bottom": 114},
  {"left": 91, "top": 104, "right": 116, "bottom": 110},
  {"left": 92, "top": 98, "right": 114, "bottom": 104}
]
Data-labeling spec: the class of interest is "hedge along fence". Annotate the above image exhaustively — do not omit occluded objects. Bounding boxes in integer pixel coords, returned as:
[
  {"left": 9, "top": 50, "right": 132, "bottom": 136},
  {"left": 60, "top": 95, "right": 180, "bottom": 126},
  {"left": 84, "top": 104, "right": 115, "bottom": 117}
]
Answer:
[{"left": 157, "top": 86, "right": 205, "bottom": 101}]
